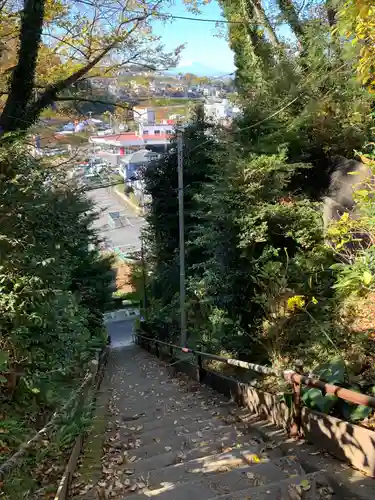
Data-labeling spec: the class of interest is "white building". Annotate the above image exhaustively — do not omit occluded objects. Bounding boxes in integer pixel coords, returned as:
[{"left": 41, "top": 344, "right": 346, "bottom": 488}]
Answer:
[
  {"left": 138, "top": 123, "right": 174, "bottom": 137},
  {"left": 203, "top": 99, "right": 241, "bottom": 123},
  {"left": 133, "top": 107, "right": 156, "bottom": 124}
]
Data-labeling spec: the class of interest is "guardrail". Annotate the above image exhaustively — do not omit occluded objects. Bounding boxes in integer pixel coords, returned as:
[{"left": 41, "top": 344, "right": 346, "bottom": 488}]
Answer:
[{"left": 134, "top": 332, "right": 375, "bottom": 437}]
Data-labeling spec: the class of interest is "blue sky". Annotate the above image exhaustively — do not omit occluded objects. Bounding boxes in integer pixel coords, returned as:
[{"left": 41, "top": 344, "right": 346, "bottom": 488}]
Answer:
[{"left": 152, "top": 1, "right": 235, "bottom": 72}]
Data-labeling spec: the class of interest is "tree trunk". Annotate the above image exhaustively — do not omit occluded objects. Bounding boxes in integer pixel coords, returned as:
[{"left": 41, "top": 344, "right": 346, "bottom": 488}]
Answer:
[
  {"left": 0, "top": 0, "right": 45, "bottom": 133},
  {"left": 250, "top": 0, "right": 280, "bottom": 49},
  {"left": 326, "top": 1, "right": 337, "bottom": 27},
  {"left": 276, "top": 0, "right": 304, "bottom": 41}
]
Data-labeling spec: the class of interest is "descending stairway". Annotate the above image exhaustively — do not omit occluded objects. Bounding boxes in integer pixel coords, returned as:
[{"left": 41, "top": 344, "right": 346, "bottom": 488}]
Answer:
[
  {"left": 79, "top": 347, "right": 338, "bottom": 500},
  {"left": 93, "top": 346, "right": 336, "bottom": 500}
]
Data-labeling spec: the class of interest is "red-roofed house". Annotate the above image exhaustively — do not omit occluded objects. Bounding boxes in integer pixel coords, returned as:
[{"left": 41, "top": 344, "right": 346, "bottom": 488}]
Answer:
[{"left": 89, "top": 123, "right": 175, "bottom": 165}]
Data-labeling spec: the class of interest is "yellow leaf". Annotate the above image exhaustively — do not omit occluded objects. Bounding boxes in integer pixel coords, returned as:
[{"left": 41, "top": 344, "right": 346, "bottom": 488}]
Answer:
[
  {"left": 300, "top": 479, "right": 311, "bottom": 491},
  {"left": 362, "top": 271, "right": 372, "bottom": 286}
]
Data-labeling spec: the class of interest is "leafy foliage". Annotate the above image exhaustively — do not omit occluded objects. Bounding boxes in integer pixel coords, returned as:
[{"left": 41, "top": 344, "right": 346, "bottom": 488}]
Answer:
[
  {"left": 327, "top": 145, "right": 375, "bottom": 296},
  {"left": 0, "top": 142, "right": 112, "bottom": 485},
  {"left": 140, "top": 0, "right": 375, "bottom": 425},
  {"left": 302, "top": 358, "right": 374, "bottom": 422},
  {"left": 337, "top": 0, "right": 375, "bottom": 93},
  {"left": 0, "top": 0, "right": 184, "bottom": 134}
]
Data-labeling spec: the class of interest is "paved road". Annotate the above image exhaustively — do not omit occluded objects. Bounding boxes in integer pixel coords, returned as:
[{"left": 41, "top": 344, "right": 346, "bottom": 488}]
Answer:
[
  {"left": 88, "top": 186, "right": 144, "bottom": 252},
  {"left": 106, "top": 318, "right": 134, "bottom": 348}
]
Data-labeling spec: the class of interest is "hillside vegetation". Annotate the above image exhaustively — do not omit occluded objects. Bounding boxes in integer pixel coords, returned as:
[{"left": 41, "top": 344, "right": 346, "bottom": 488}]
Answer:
[{"left": 140, "top": 1, "right": 375, "bottom": 424}]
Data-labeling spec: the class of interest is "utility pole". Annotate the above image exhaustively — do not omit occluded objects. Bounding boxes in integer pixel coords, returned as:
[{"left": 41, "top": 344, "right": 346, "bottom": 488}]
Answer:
[
  {"left": 140, "top": 234, "right": 148, "bottom": 318},
  {"left": 177, "top": 129, "right": 187, "bottom": 346},
  {"left": 140, "top": 189, "right": 148, "bottom": 318}
]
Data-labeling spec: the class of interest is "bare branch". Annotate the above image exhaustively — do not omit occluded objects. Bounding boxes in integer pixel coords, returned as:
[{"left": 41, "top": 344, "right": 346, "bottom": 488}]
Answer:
[
  {"left": 55, "top": 95, "right": 132, "bottom": 110},
  {"left": 13, "top": 14, "right": 149, "bottom": 131}
]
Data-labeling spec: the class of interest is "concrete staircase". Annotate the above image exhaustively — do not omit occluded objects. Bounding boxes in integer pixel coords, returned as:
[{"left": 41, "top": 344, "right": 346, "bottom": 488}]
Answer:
[{"left": 99, "top": 347, "right": 336, "bottom": 499}]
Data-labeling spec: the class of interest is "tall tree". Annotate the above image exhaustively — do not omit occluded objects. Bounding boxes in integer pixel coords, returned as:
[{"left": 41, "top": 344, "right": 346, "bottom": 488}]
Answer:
[
  {"left": 0, "top": 0, "right": 182, "bottom": 135},
  {"left": 338, "top": 0, "right": 375, "bottom": 93}
]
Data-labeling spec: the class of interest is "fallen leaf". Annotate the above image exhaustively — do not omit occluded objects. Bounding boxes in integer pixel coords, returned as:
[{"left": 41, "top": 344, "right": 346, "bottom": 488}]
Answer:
[
  {"left": 288, "top": 484, "right": 302, "bottom": 499},
  {"left": 96, "top": 486, "right": 106, "bottom": 499},
  {"left": 217, "top": 465, "right": 230, "bottom": 473},
  {"left": 221, "top": 446, "right": 233, "bottom": 453},
  {"left": 105, "top": 485, "right": 113, "bottom": 499},
  {"left": 115, "top": 480, "right": 123, "bottom": 489},
  {"left": 249, "top": 454, "right": 261, "bottom": 463},
  {"left": 300, "top": 479, "right": 311, "bottom": 491}
]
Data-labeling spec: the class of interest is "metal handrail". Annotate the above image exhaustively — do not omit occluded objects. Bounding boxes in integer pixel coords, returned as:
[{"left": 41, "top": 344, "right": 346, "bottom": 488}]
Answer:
[{"left": 134, "top": 332, "right": 375, "bottom": 410}]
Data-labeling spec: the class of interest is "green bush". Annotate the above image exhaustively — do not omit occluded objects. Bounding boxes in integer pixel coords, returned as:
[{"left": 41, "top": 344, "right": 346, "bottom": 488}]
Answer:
[{"left": 0, "top": 142, "right": 113, "bottom": 463}]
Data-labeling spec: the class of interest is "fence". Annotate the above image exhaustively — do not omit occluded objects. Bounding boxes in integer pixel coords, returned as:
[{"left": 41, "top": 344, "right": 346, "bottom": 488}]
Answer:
[
  {"left": 134, "top": 333, "right": 375, "bottom": 438},
  {"left": 0, "top": 347, "right": 108, "bottom": 492}
]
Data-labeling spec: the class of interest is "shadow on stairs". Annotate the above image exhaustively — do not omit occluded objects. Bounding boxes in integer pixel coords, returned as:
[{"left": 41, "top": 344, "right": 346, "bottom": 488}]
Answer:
[{"left": 72, "top": 345, "right": 375, "bottom": 500}]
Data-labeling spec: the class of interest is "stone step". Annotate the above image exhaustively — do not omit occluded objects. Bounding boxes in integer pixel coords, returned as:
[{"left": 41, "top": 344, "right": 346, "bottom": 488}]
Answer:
[
  {"left": 109, "top": 407, "right": 233, "bottom": 435},
  {"left": 109, "top": 416, "right": 232, "bottom": 448},
  {"left": 119, "top": 396, "right": 207, "bottom": 413},
  {"left": 120, "top": 424, "right": 240, "bottom": 460},
  {"left": 115, "top": 399, "right": 231, "bottom": 424},
  {"left": 129, "top": 433, "right": 274, "bottom": 474},
  {"left": 118, "top": 395, "right": 226, "bottom": 413},
  {"left": 124, "top": 455, "right": 305, "bottom": 499},
  {"left": 210, "top": 471, "right": 335, "bottom": 500},
  {"left": 119, "top": 387, "right": 227, "bottom": 406},
  {"left": 139, "top": 446, "right": 283, "bottom": 490}
]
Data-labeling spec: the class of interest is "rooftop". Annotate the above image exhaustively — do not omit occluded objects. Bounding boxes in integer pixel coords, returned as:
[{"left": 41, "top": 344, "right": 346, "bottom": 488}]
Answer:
[{"left": 90, "top": 132, "right": 171, "bottom": 142}]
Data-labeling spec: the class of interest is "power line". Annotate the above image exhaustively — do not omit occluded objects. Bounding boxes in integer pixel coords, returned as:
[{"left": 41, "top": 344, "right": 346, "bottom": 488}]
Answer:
[
  {"left": 128, "top": 9, "right": 249, "bottom": 25},
  {"left": 187, "top": 61, "right": 352, "bottom": 155},
  {"left": 152, "top": 12, "right": 247, "bottom": 25}
]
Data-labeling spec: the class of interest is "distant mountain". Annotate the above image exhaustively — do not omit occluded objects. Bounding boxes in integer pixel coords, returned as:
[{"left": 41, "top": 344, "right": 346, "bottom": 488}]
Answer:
[{"left": 167, "top": 62, "right": 231, "bottom": 78}]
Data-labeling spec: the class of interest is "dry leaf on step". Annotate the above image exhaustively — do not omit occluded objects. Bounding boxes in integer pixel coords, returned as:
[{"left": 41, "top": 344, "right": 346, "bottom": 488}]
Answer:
[
  {"left": 217, "top": 465, "right": 230, "bottom": 473},
  {"left": 300, "top": 479, "right": 311, "bottom": 491},
  {"left": 288, "top": 484, "right": 303, "bottom": 500},
  {"left": 115, "top": 480, "right": 123, "bottom": 489}
]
